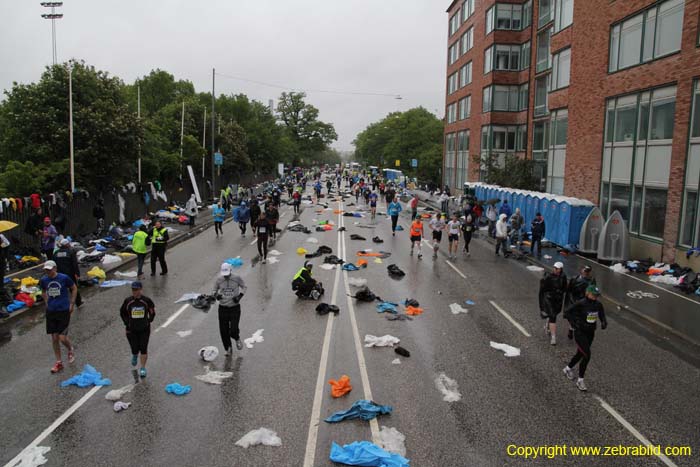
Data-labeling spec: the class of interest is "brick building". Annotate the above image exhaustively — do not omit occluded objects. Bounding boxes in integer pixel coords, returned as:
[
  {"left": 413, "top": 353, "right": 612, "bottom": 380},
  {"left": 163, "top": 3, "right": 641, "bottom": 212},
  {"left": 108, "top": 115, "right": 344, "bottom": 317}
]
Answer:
[{"left": 443, "top": 0, "right": 700, "bottom": 263}]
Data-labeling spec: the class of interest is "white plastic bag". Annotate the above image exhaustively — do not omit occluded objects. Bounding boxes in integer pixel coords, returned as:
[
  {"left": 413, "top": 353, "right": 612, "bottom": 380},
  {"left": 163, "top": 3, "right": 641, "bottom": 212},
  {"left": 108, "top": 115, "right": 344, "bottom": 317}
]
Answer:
[
  {"left": 195, "top": 367, "right": 233, "bottom": 385},
  {"left": 235, "top": 428, "right": 282, "bottom": 448},
  {"left": 244, "top": 329, "right": 264, "bottom": 349},
  {"left": 364, "top": 334, "right": 400, "bottom": 348},
  {"left": 435, "top": 372, "right": 461, "bottom": 402},
  {"left": 378, "top": 426, "right": 407, "bottom": 457},
  {"left": 449, "top": 303, "right": 468, "bottom": 315},
  {"left": 489, "top": 341, "right": 521, "bottom": 357},
  {"left": 199, "top": 346, "right": 219, "bottom": 362},
  {"left": 101, "top": 254, "right": 122, "bottom": 265},
  {"left": 105, "top": 384, "right": 135, "bottom": 401}
]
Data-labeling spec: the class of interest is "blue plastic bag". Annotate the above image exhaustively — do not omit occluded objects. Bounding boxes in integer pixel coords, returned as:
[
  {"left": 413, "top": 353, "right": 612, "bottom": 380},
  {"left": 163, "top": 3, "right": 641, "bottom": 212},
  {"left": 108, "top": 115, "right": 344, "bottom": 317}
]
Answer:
[
  {"left": 100, "top": 280, "right": 131, "bottom": 288},
  {"left": 325, "top": 400, "right": 392, "bottom": 423},
  {"left": 165, "top": 382, "right": 191, "bottom": 395},
  {"left": 343, "top": 263, "right": 360, "bottom": 271},
  {"left": 60, "top": 364, "right": 112, "bottom": 388},
  {"left": 376, "top": 302, "right": 398, "bottom": 314},
  {"left": 225, "top": 258, "right": 244, "bottom": 268},
  {"left": 7, "top": 300, "right": 26, "bottom": 312},
  {"left": 329, "top": 441, "right": 409, "bottom": 467},
  {"left": 95, "top": 244, "right": 107, "bottom": 252}
]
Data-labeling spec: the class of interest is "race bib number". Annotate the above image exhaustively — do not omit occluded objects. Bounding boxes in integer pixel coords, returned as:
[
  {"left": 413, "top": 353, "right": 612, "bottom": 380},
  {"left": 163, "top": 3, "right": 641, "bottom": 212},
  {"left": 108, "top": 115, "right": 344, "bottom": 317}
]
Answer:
[
  {"left": 222, "top": 288, "right": 236, "bottom": 298},
  {"left": 258, "top": 227, "right": 267, "bottom": 233},
  {"left": 586, "top": 312, "right": 598, "bottom": 324},
  {"left": 131, "top": 306, "right": 146, "bottom": 319}
]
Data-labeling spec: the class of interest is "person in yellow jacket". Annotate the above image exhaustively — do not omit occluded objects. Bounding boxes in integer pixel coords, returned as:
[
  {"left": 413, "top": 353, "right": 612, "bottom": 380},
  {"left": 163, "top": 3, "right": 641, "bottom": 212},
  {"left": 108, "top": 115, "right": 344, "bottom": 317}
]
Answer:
[
  {"left": 132, "top": 225, "right": 149, "bottom": 280},
  {"left": 148, "top": 220, "right": 169, "bottom": 276}
]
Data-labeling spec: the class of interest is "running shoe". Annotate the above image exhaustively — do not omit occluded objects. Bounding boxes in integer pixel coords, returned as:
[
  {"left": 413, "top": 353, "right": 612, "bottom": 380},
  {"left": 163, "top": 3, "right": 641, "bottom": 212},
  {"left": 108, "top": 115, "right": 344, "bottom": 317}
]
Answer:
[
  {"left": 131, "top": 355, "right": 138, "bottom": 366},
  {"left": 139, "top": 367, "right": 147, "bottom": 378},
  {"left": 68, "top": 349, "right": 75, "bottom": 364},
  {"left": 262, "top": 259, "right": 266, "bottom": 264},
  {"left": 236, "top": 339, "right": 243, "bottom": 350},
  {"left": 550, "top": 335, "right": 556, "bottom": 345},
  {"left": 563, "top": 366, "right": 575, "bottom": 380},
  {"left": 224, "top": 347, "right": 232, "bottom": 356},
  {"left": 576, "top": 379, "right": 588, "bottom": 391},
  {"left": 51, "top": 361, "right": 64, "bottom": 373},
  {"left": 417, "top": 253, "right": 422, "bottom": 260}
]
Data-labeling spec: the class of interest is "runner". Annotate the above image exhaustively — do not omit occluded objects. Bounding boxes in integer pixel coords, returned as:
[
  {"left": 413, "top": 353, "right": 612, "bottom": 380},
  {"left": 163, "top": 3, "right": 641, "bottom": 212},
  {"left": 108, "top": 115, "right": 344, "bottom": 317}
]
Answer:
[
  {"left": 213, "top": 200, "right": 226, "bottom": 237},
  {"left": 254, "top": 212, "right": 270, "bottom": 263},
  {"left": 212, "top": 262, "right": 247, "bottom": 355},
  {"left": 563, "top": 286, "right": 607, "bottom": 391},
  {"left": 39, "top": 260, "right": 77, "bottom": 373},
  {"left": 409, "top": 216, "right": 424, "bottom": 259},
  {"left": 149, "top": 220, "right": 169, "bottom": 276},
  {"left": 119, "top": 281, "right": 155, "bottom": 377},
  {"left": 292, "top": 190, "right": 301, "bottom": 215},
  {"left": 388, "top": 196, "right": 403, "bottom": 236},
  {"left": 461, "top": 209, "right": 476, "bottom": 256},
  {"left": 429, "top": 212, "right": 446, "bottom": 259},
  {"left": 234, "top": 201, "right": 251, "bottom": 237},
  {"left": 54, "top": 238, "right": 82, "bottom": 307},
  {"left": 565, "top": 265, "right": 596, "bottom": 340},
  {"left": 132, "top": 225, "right": 149, "bottom": 279},
  {"left": 369, "top": 190, "right": 378, "bottom": 221},
  {"left": 539, "top": 262, "right": 568, "bottom": 345},
  {"left": 446, "top": 213, "right": 461, "bottom": 260},
  {"left": 410, "top": 194, "right": 419, "bottom": 220},
  {"left": 250, "top": 200, "right": 261, "bottom": 236},
  {"left": 265, "top": 201, "right": 279, "bottom": 242}
]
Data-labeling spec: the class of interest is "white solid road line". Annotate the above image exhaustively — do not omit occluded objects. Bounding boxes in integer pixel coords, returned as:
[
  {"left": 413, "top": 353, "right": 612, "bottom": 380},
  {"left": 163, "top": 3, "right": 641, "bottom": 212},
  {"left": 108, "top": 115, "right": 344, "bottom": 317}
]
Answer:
[
  {"left": 156, "top": 304, "right": 190, "bottom": 331},
  {"left": 445, "top": 260, "right": 467, "bottom": 279},
  {"left": 489, "top": 300, "right": 532, "bottom": 337},
  {"left": 594, "top": 396, "right": 678, "bottom": 467},
  {"left": 303, "top": 201, "right": 343, "bottom": 467},
  {"left": 4, "top": 385, "right": 102, "bottom": 467}
]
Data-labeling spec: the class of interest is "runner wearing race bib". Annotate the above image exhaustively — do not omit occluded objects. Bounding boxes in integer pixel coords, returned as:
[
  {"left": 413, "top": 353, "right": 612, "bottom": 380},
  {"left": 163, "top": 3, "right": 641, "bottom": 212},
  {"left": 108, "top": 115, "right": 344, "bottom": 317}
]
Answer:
[{"left": 119, "top": 281, "right": 156, "bottom": 378}]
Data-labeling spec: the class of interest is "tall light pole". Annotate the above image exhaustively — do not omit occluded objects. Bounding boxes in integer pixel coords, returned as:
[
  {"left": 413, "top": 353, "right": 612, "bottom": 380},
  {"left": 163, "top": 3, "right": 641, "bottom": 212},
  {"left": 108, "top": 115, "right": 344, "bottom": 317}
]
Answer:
[
  {"left": 202, "top": 107, "right": 207, "bottom": 178},
  {"left": 137, "top": 83, "right": 142, "bottom": 183},
  {"left": 179, "top": 101, "right": 185, "bottom": 176},
  {"left": 68, "top": 63, "right": 75, "bottom": 192},
  {"left": 40, "top": 2, "right": 63, "bottom": 65},
  {"left": 211, "top": 68, "right": 216, "bottom": 195}
]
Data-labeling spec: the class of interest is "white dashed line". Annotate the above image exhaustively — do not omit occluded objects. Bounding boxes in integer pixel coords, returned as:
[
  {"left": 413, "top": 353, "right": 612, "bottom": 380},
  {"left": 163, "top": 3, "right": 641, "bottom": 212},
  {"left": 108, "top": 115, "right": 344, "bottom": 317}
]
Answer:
[
  {"left": 489, "top": 301, "right": 531, "bottom": 337},
  {"left": 157, "top": 304, "right": 189, "bottom": 331}
]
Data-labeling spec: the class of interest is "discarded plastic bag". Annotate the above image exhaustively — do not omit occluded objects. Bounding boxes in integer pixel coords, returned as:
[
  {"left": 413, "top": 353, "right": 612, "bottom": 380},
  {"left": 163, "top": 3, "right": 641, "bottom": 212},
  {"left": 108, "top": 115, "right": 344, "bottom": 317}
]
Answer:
[
  {"left": 364, "top": 334, "right": 400, "bottom": 347},
  {"left": 115, "top": 271, "right": 138, "bottom": 278},
  {"left": 268, "top": 250, "right": 283, "bottom": 256},
  {"left": 105, "top": 384, "right": 135, "bottom": 401},
  {"left": 609, "top": 263, "right": 629, "bottom": 274},
  {"left": 526, "top": 265, "right": 544, "bottom": 272},
  {"left": 328, "top": 375, "right": 353, "bottom": 398},
  {"left": 244, "top": 329, "right": 264, "bottom": 348},
  {"left": 405, "top": 306, "right": 423, "bottom": 316},
  {"left": 347, "top": 277, "right": 367, "bottom": 287},
  {"left": 378, "top": 426, "right": 407, "bottom": 457},
  {"left": 306, "top": 237, "right": 319, "bottom": 244},
  {"left": 11, "top": 446, "right": 50, "bottom": 467},
  {"left": 60, "top": 364, "right": 112, "bottom": 388},
  {"left": 342, "top": 263, "right": 360, "bottom": 271},
  {"left": 320, "top": 264, "right": 336, "bottom": 270},
  {"left": 435, "top": 372, "right": 461, "bottom": 402},
  {"left": 195, "top": 368, "right": 234, "bottom": 385},
  {"left": 357, "top": 259, "right": 368, "bottom": 268},
  {"left": 490, "top": 341, "right": 521, "bottom": 357},
  {"left": 235, "top": 428, "right": 282, "bottom": 448},
  {"left": 87, "top": 267, "right": 107, "bottom": 281},
  {"left": 325, "top": 399, "right": 392, "bottom": 423},
  {"left": 391, "top": 358, "right": 401, "bottom": 365},
  {"left": 296, "top": 247, "right": 308, "bottom": 255},
  {"left": 100, "top": 280, "right": 131, "bottom": 288},
  {"left": 175, "top": 293, "right": 200, "bottom": 303},
  {"left": 101, "top": 254, "right": 122, "bottom": 265},
  {"left": 199, "top": 346, "right": 219, "bottom": 362},
  {"left": 376, "top": 302, "right": 398, "bottom": 314},
  {"left": 20, "top": 277, "right": 39, "bottom": 287},
  {"left": 113, "top": 401, "right": 131, "bottom": 412},
  {"left": 165, "top": 382, "right": 191, "bottom": 396},
  {"left": 225, "top": 257, "right": 244, "bottom": 268},
  {"left": 449, "top": 303, "right": 468, "bottom": 315},
  {"left": 329, "top": 441, "right": 409, "bottom": 467}
]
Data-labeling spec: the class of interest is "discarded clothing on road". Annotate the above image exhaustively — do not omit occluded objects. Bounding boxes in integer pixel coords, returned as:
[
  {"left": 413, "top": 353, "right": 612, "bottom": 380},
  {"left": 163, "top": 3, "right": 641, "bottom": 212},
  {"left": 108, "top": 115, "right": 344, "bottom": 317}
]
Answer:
[
  {"left": 372, "top": 236, "right": 384, "bottom": 243},
  {"left": 305, "top": 245, "right": 333, "bottom": 258},
  {"left": 328, "top": 375, "right": 353, "bottom": 398},
  {"left": 330, "top": 441, "right": 409, "bottom": 467},
  {"left": 449, "top": 303, "right": 468, "bottom": 315},
  {"left": 165, "top": 382, "right": 191, "bottom": 396},
  {"left": 324, "top": 255, "right": 345, "bottom": 265},
  {"left": 376, "top": 301, "right": 398, "bottom": 314},
  {"left": 357, "top": 251, "right": 391, "bottom": 259},
  {"left": 306, "top": 237, "right": 319, "bottom": 244},
  {"left": 195, "top": 368, "right": 234, "bottom": 385},
  {"left": 115, "top": 271, "right": 138, "bottom": 278},
  {"left": 403, "top": 299, "right": 419, "bottom": 307},
  {"left": 176, "top": 330, "right": 192, "bottom": 337},
  {"left": 325, "top": 399, "right": 393, "bottom": 423},
  {"left": 387, "top": 264, "right": 405, "bottom": 278},
  {"left": 394, "top": 346, "right": 410, "bottom": 358},
  {"left": 350, "top": 234, "right": 366, "bottom": 241},
  {"left": 347, "top": 277, "right": 368, "bottom": 287},
  {"left": 225, "top": 257, "right": 244, "bottom": 268},
  {"left": 191, "top": 294, "right": 216, "bottom": 312},
  {"left": 378, "top": 426, "right": 407, "bottom": 457},
  {"left": 199, "top": 346, "right": 219, "bottom": 362},
  {"left": 60, "top": 364, "right": 112, "bottom": 388},
  {"left": 235, "top": 428, "right": 282, "bottom": 448},
  {"left": 489, "top": 341, "right": 521, "bottom": 357},
  {"left": 113, "top": 401, "right": 131, "bottom": 412},
  {"left": 435, "top": 372, "right": 461, "bottom": 402},
  {"left": 364, "top": 334, "right": 400, "bottom": 347},
  {"left": 320, "top": 264, "right": 336, "bottom": 270},
  {"left": 296, "top": 247, "right": 309, "bottom": 255},
  {"left": 244, "top": 329, "right": 264, "bottom": 348},
  {"left": 385, "top": 314, "right": 412, "bottom": 321},
  {"left": 105, "top": 384, "right": 135, "bottom": 401},
  {"left": 175, "top": 293, "right": 200, "bottom": 303},
  {"left": 87, "top": 266, "right": 107, "bottom": 281},
  {"left": 100, "top": 280, "right": 132, "bottom": 288},
  {"left": 526, "top": 265, "right": 545, "bottom": 272},
  {"left": 405, "top": 306, "right": 423, "bottom": 316},
  {"left": 316, "top": 303, "right": 340, "bottom": 316},
  {"left": 351, "top": 286, "right": 379, "bottom": 302},
  {"left": 288, "top": 224, "right": 312, "bottom": 234},
  {"left": 343, "top": 263, "right": 360, "bottom": 271}
]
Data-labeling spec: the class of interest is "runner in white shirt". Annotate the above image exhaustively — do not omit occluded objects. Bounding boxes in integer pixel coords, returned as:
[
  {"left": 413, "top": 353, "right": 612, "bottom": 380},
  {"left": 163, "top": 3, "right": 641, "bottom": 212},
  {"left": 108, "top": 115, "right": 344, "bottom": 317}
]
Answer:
[
  {"left": 429, "top": 213, "right": 447, "bottom": 259},
  {"left": 446, "top": 214, "right": 462, "bottom": 260}
]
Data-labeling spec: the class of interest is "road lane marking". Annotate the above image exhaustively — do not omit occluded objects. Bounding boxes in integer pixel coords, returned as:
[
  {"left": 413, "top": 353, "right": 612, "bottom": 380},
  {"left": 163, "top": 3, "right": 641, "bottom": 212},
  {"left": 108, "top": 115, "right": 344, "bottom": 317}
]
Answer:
[
  {"left": 250, "top": 238, "right": 257, "bottom": 245},
  {"left": 341, "top": 213, "right": 380, "bottom": 443},
  {"left": 489, "top": 301, "right": 531, "bottom": 337},
  {"left": 594, "top": 396, "right": 678, "bottom": 467},
  {"left": 303, "top": 201, "right": 343, "bottom": 467},
  {"left": 157, "top": 304, "right": 189, "bottom": 331},
  {"left": 5, "top": 385, "right": 102, "bottom": 467},
  {"left": 445, "top": 260, "right": 467, "bottom": 279}
]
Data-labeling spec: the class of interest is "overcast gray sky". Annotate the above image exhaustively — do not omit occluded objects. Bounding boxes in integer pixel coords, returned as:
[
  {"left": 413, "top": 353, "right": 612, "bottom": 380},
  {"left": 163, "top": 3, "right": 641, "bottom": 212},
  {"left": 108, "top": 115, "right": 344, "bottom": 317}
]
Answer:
[{"left": 0, "top": 0, "right": 446, "bottom": 151}]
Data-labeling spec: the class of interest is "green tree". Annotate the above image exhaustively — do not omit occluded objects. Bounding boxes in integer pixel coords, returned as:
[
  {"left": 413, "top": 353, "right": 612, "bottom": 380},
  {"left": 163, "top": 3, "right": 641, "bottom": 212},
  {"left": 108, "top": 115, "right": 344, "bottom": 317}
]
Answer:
[
  {"left": 0, "top": 160, "right": 46, "bottom": 196},
  {"left": 477, "top": 153, "right": 539, "bottom": 190},
  {"left": 215, "top": 121, "right": 251, "bottom": 182},
  {"left": 277, "top": 92, "right": 337, "bottom": 165}
]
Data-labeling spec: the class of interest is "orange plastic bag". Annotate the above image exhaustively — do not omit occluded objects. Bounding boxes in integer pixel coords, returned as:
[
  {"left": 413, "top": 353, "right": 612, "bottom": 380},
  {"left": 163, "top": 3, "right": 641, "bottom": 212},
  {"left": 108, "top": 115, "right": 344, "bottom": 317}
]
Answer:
[
  {"left": 333, "top": 210, "right": 344, "bottom": 214},
  {"left": 328, "top": 375, "right": 352, "bottom": 398},
  {"left": 406, "top": 306, "right": 424, "bottom": 316},
  {"left": 646, "top": 268, "right": 665, "bottom": 275},
  {"left": 357, "top": 251, "right": 383, "bottom": 257},
  {"left": 357, "top": 259, "right": 368, "bottom": 267}
]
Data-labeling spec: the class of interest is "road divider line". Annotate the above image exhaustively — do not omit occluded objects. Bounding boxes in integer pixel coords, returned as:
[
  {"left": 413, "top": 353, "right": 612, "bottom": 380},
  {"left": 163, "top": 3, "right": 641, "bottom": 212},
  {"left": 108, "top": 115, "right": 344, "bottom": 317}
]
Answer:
[
  {"left": 303, "top": 200, "right": 343, "bottom": 467},
  {"left": 341, "top": 212, "right": 380, "bottom": 443},
  {"left": 5, "top": 385, "right": 102, "bottom": 467},
  {"left": 594, "top": 396, "right": 678, "bottom": 467},
  {"left": 250, "top": 238, "right": 257, "bottom": 245},
  {"left": 157, "top": 304, "right": 189, "bottom": 331},
  {"left": 445, "top": 260, "right": 467, "bottom": 279},
  {"left": 489, "top": 301, "right": 531, "bottom": 337}
]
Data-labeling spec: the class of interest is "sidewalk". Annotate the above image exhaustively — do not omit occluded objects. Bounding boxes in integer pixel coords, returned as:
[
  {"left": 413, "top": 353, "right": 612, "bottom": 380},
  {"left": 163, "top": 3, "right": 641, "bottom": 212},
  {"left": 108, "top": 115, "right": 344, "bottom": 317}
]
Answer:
[{"left": 412, "top": 189, "right": 700, "bottom": 345}]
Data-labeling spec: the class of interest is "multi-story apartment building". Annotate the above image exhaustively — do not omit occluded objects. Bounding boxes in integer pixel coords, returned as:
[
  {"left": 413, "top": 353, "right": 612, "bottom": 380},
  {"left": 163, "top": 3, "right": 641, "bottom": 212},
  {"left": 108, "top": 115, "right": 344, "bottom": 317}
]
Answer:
[{"left": 443, "top": 0, "right": 700, "bottom": 264}]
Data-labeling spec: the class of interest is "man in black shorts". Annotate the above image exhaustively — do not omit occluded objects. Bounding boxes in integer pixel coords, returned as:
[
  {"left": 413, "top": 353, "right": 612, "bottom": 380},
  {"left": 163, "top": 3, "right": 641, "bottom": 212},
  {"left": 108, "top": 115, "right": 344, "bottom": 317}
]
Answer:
[
  {"left": 120, "top": 281, "right": 156, "bottom": 378},
  {"left": 40, "top": 260, "right": 78, "bottom": 373}
]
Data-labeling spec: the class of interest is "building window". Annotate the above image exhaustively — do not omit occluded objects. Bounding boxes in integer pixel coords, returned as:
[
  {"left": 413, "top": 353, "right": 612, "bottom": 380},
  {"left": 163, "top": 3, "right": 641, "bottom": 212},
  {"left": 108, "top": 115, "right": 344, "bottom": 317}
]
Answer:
[
  {"left": 449, "top": 43, "right": 459, "bottom": 65},
  {"left": 681, "top": 81, "right": 700, "bottom": 246},
  {"left": 456, "top": 129, "right": 471, "bottom": 186},
  {"left": 609, "top": 0, "right": 685, "bottom": 73},
  {"left": 462, "top": 0, "right": 475, "bottom": 22},
  {"left": 533, "top": 121, "right": 549, "bottom": 190},
  {"left": 459, "top": 95, "right": 472, "bottom": 120},
  {"left": 536, "top": 28, "right": 552, "bottom": 72},
  {"left": 461, "top": 27, "right": 474, "bottom": 55},
  {"left": 449, "top": 10, "right": 461, "bottom": 37},
  {"left": 483, "top": 84, "right": 528, "bottom": 112},
  {"left": 459, "top": 62, "right": 473, "bottom": 87},
  {"left": 550, "top": 48, "right": 571, "bottom": 90},
  {"left": 546, "top": 109, "right": 567, "bottom": 194},
  {"left": 484, "top": 44, "right": 526, "bottom": 73},
  {"left": 444, "top": 133, "right": 457, "bottom": 188},
  {"left": 601, "top": 85, "right": 676, "bottom": 240},
  {"left": 539, "top": 0, "right": 553, "bottom": 28},
  {"left": 554, "top": 0, "right": 574, "bottom": 32},
  {"left": 481, "top": 125, "right": 527, "bottom": 152},
  {"left": 534, "top": 75, "right": 550, "bottom": 116},
  {"left": 486, "top": 2, "right": 532, "bottom": 34},
  {"left": 447, "top": 102, "right": 458, "bottom": 124},
  {"left": 447, "top": 72, "right": 458, "bottom": 95},
  {"left": 521, "top": 41, "right": 531, "bottom": 69}
]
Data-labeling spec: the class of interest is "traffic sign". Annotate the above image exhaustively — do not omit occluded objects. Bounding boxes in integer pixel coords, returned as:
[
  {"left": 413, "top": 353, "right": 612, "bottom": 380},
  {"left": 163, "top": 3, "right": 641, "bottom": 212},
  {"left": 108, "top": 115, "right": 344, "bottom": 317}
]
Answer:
[
  {"left": 411, "top": 159, "right": 418, "bottom": 168},
  {"left": 214, "top": 152, "right": 223, "bottom": 166},
  {"left": 395, "top": 159, "right": 400, "bottom": 167}
]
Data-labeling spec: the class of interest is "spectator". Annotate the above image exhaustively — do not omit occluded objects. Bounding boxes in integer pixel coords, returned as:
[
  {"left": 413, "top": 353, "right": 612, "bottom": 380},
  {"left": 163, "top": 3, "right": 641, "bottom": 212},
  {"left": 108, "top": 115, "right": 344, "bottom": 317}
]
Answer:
[
  {"left": 499, "top": 199, "right": 512, "bottom": 218},
  {"left": 531, "top": 212, "right": 546, "bottom": 258},
  {"left": 510, "top": 208, "right": 524, "bottom": 248},
  {"left": 93, "top": 199, "right": 106, "bottom": 235},
  {"left": 185, "top": 194, "right": 198, "bottom": 226},
  {"left": 41, "top": 217, "right": 58, "bottom": 260}
]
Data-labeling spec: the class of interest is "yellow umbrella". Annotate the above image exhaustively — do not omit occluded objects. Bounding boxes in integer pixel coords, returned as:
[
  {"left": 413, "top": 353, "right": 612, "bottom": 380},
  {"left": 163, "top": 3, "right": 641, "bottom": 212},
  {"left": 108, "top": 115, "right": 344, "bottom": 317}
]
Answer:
[{"left": 0, "top": 220, "right": 18, "bottom": 233}]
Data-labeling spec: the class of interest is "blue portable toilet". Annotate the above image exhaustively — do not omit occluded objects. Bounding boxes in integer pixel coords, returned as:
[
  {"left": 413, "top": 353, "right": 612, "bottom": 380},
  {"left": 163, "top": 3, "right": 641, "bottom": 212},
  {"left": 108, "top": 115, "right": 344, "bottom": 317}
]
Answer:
[
  {"left": 513, "top": 191, "right": 525, "bottom": 216},
  {"left": 547, "top": 198, "right": 562, "bottom": 245}
]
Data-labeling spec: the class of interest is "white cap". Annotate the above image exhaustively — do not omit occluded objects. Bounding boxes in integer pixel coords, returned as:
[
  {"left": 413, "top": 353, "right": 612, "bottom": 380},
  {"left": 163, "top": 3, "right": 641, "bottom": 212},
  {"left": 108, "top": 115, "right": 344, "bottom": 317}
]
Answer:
[
  {"left": 554, "top": 262, "right": 564, "bottom": 269},
  {"left": 43, "top": 260, "right": 57, "bottom": 270},
  {"left": 220, "top": 263, "right": 232, "bottom": 276}
]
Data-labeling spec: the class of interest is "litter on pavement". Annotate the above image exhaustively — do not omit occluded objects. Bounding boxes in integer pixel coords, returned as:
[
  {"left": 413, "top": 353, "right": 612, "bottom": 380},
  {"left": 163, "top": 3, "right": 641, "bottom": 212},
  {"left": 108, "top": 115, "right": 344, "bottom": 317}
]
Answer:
[
  {"left": 268, "top": 250, "right": 283, "bottom": 256},
  {"left": 9, "top": 445, "right": 51, "bottom": 467},
  {"left": 316, "top": 303, "right": 340, "bottom": 315},
  {"left": 324, "top": 400, "right": 393, "bottom": 423},
  {"left": 244, "top": 329, "right": 264, "bottom": 348},
  {"left": 60, "top": 364, "right": 112, "bottom": 388},
  {"left": 386, "top": 314, "right": 413, "bottom": 321},
  {"left": 115, "top": 271, "right": 138, "bottom": 278},
  {"left": 176, "top": 330, "right": 192, "bottom": 337},
  {"left": 364, "top": 334, "right": 400, "bottom": 347},
  {"left": 165, "top": 382, "right": 191, "bottom": 396},
  {"left": 374, "top": 258, "right": 383, "bottom": 264},
  {"left": 378, "top": 426, "right": 407, "bottom": 457},
  {"left": 105, "top": 384, "right": 135, "bottom": 401},
  {"left": 464, "top": 299, "right": 475, "bottom": 306},
  {"left": 100, "top": 280, "right": 132, "bottom": 288},
  {"left": 306, "top": 237, "right": 319, "bottom": 244},
  {"left": 405, "top": 306, "right": 423, "bottom": 316},
  {"left": 329, "top": 441, "right": 409, "bottom": 467},
  {"left": 235, "top": 428, "right": 282, "bottom": 448},
  {"left": 526, "top": 266, "right": 545, "bottom": 272},
  {"left": 175, "top": 293, "right": 200, "bottom": 303},
  {"left": 490, "top": 341, "right": 521, "bottom": 357},
  {"left": 391, "top": 358, "right": 401, "bottom": 365},
  {"left": 225, "top": 257, "right": 244, "bottom": 268},
  {"left": 609, "top": 263, "right": 629, "bottom": 274},
  {"left": 435, "top": 372, "right": 461, "bottom": 402},
  {"left": 87, "top": 266, "right": 107, "bottom": 281},
  {"left": 195, "top": 368, "right": 234, "bottom": 385},
  {"left": 342, "top": 263, "right": 360, "bottom": 271},
  {"left": 376, "top": 302, "right": 398, "bottom": 314},
  {"left": 394, "top": 346, "right": 410, "bottom": 357},
  {"left": 198, "top": 346, "right": 219, "bottom": 362},
  {"left": 328, "top": 375, "right": 353, "bottom": 398},
  {"left": 387, "top": 264, "right": 405, "bottom": 278},
  {"left": 347, "top": 277, "right": 367, "bottom": 287},
  {"left": 296, "top": 247, "right": 309, "bottom": 255},
  {"left": 320, "top": 263, "right": 336, "bottom": 270},
  {"left": 113, "top": 401, "right": 131, "bottom": 412},
  {"left": 267, "top": 256, "right": 280, "bottom": 264},
  {"left": 101, "top": 254, "right": 122, "bottom": 265},
  {"left": 449, "top": 303, "right": 469, "bottom": 314}
]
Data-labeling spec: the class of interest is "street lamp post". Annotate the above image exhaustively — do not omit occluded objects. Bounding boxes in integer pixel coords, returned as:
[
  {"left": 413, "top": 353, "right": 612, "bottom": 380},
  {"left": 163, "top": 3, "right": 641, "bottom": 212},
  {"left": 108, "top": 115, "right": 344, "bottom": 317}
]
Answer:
[
  {"left": 40, "top": 2, "right": 63, "bottom": 65},
  {"left": 68, "top": 63, "right": 74, "bottom": 192}
]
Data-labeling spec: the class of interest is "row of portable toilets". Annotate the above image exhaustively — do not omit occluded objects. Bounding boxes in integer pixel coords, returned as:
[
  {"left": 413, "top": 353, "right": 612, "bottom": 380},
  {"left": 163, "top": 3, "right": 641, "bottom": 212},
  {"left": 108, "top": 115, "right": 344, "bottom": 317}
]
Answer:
[{"left": 469, "top": 183, "right": 629, "bottom": 262}]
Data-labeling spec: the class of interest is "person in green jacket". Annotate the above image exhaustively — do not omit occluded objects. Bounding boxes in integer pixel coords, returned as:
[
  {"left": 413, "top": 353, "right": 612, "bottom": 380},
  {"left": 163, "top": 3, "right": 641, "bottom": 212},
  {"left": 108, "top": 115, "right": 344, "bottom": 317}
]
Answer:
[{"left": 132, "top": 225, "right": 149, "bottom": 280}]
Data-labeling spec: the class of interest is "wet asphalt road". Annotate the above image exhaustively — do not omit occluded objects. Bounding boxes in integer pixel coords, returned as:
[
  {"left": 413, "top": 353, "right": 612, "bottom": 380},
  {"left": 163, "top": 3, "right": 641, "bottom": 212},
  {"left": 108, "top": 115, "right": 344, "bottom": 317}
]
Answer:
[{"left": 1, "top": 184, "right": 699, "bottom": 467}]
